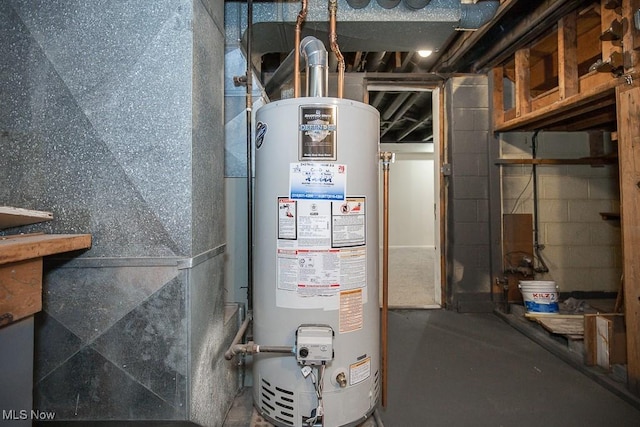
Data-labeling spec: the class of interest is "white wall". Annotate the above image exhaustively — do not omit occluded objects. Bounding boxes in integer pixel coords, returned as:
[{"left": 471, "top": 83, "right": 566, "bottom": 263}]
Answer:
[
  {"left": 380, "top": 144, "right": 436, "bottom": 247},
  {"left": 500, "top": 132, "right": 621, "bottom": 293}
]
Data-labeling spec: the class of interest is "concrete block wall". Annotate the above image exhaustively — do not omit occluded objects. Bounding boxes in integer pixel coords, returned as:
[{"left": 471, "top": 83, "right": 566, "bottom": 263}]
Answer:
[
  {"left": 445, "top": 75, "right": 496, "bottom": 311},
  {"left": 500, "top": 132, "right": 621, "bottom": 293}
]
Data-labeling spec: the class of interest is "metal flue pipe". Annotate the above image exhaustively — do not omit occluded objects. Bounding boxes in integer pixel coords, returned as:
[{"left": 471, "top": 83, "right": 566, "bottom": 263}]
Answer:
[{"left": 300, "top": 36, "right": 329, "bottom": 97}]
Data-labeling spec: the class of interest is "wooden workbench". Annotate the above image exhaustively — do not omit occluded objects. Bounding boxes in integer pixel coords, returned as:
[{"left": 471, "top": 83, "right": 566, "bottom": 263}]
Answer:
[{"left": 0, "top": 233, "right": 92, "bottom": 327}]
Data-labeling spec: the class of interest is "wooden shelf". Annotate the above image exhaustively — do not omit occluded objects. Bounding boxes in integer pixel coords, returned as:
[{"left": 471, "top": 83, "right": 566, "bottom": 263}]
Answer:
[
  {"left": 0, "top": 233, "right": 92, "bottom": 327},
  {"left": 0, "top": 206, "right": 53, "bottom": 230},
  {"left": 0, "top": 234, "right": 92, "bottom": 265}
]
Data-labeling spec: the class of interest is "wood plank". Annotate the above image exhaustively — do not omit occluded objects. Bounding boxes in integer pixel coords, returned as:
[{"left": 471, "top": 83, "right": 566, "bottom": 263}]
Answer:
[
  {"left": 584, "top": 314, "right": 598, "bottom": 365},
  {"left": 536, "top": 316, "right": 584, "bottom": 335},
  {"left": 530, "top": 71, "right": 616, "bottom": 112},
  {"left": 596, "top": 315, "right": 627, "bottom": 370},
  {"left": 0, "top": 234, "right": 92, "bottom": 265},
  {"left": 515, "top": 48, "right": 531, "bottom": 117},
  {"left": 623, "top": 0, "right": 640, "bottom": 70},
  {"left": 0, "top": 206, "right": 53, "bottom": 230},
  {"left": 0, "top": 258, "right": 42, "bottom": 326},
  {"left": 558, "top": 11, "right": 579, "bottom": 100},
  {"left": 616, "top": 80, "right": 640, "bottom": 395},
  {"left": 503, "top": 214, "right": 533, "bottom": 302},
  {"left": 492, "top": 67, "right": 505, "bottom": 129}
]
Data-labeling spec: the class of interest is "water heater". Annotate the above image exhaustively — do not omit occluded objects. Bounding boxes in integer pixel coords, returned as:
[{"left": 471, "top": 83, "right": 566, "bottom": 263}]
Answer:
[{"left": 253, "top": 96, "right": 380, "bottom": 427}]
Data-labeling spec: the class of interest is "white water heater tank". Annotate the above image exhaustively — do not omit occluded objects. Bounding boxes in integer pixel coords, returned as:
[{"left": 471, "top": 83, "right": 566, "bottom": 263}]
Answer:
[{"left": 253, "top": 96, "right": 380, "bottom": 427}]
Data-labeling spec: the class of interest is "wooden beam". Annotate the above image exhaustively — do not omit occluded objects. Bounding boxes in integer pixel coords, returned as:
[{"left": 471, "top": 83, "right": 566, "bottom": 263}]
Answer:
[
  {"left": 495, "top": 74, "right": 621, "bottom": 132},
  {"left": 492, "top": 67, "right": 505, "bottom": 129},
  {"left": 471, "top": 0, "right": 587, "bottom": 73},
  {"left": 616, "top": 80, "right": 640, "bottom": 396},
  {"left": 515, "top": 48, "right": 531, "bottom": 117},
  {"left": 601, "top": 1, "right": 622, "bottom": 62},
  {"left": 558, "top": 11, "right": 579, "bottom": 100},
  {"left": 0, "top": 234, "right": 92, "bottom": 265},
  {"left": 622, "top": 0, "right": 640, "bottom": 71}
]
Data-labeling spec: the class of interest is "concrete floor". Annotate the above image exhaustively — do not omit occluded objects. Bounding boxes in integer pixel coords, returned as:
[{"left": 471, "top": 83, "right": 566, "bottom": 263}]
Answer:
[{"left": 224, "top": 309, "right": 640, "bottom": 427}]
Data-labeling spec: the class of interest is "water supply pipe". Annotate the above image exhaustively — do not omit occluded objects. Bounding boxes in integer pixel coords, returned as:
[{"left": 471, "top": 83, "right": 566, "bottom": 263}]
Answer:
[
  {"left": 294, "top": 0, "right": 308, "bottom": 98},
  {"left": 380, "top": 151, "right": 393, "bottom": 408},
  {"left": 300, "top": 36, "right": 329, "bottom": 97},
  {"left": 328, "top": 0, "right": 345, "bottom": 98}
]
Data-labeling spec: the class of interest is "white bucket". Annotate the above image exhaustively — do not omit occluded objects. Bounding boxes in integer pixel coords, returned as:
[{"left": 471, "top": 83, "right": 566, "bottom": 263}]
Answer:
[{"left": 518, "top": 281, "right": 559, "bottom": 314}]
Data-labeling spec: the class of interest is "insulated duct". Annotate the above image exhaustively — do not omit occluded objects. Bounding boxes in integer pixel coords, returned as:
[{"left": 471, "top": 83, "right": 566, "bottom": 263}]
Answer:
[
  {"left": 459, "top": 0, "right": 500, "bottom": 30},
  {"left": 300, "top": 36, "right": 328, "bottom": 97},
  {"left": 346, "top": 0, "right": 371, "bottom": 8},
  {"left": 403, "top": 0, "right": 431, "bottom": 10},
  {"left": 376, "top": 0, "right": 401, "bottom": 9}
]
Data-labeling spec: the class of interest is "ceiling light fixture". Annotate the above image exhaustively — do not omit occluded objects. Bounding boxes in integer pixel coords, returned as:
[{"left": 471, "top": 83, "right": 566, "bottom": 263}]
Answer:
[{"left": 417, "top": 50, "right": 433, "bottom": 58}]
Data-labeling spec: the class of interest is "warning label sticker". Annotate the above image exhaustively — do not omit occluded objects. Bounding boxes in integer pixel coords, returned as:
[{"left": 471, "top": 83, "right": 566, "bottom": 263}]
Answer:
[
  {"left": 349, "top": 357, "right": 371, "bottom": 386},
  {"left": 340, "top": 289, "right": 363, "bottom": 333},
  {"left": 332, "top": 197, "right": 366, "bottom": 247}
]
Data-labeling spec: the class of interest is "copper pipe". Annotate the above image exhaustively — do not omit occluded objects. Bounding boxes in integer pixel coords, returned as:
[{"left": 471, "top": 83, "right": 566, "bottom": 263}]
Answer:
[
  {"left": 328, "top": 0, "right": 344, "bottom": 98},
  {"left": 380, "top": 151, "right": 393, "bottom": 407},
  {"left": 294, "top": 0, "right": 308, "bottom": 98}
]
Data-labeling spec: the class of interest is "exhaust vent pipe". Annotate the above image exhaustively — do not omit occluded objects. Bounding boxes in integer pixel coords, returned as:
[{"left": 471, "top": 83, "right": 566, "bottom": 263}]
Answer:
[
  {"left": 300, "top": 36, "right": 328, "bottom": 97},
  {"left": 458, "top": 0, "right": 500, "bottom": 30}
]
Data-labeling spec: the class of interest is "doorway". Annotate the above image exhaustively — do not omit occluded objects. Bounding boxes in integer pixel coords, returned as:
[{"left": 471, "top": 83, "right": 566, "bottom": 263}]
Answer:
[{"left": 370, "top": 85, "right": 442, "bottom": 308}]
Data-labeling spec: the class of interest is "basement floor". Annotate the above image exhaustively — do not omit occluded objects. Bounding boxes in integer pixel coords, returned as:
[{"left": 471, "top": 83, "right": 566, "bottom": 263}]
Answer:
[{"left": 224, "top": 309, "right": 640, "bottom": 427}]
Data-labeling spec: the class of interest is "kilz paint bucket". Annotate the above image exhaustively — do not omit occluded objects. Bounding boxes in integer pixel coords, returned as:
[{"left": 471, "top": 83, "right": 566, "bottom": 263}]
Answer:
[{"left": 518, "top": 281, "right": 559, "bottom": 313}]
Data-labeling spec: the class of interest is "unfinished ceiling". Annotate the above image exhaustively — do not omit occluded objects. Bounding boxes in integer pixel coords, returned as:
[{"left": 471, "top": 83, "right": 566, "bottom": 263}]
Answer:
[{"left": 247, "top": 0, "right": 593, "bottom": 143}]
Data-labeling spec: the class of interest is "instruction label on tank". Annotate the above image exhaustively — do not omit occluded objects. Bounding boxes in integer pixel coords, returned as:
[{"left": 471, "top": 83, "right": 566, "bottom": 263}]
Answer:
[
  {"left": 276, "top": 198, "right": 367, "bottom": 309},
  {"left": 299, "top": 105, "right": 337, "bottom": 160},
  {"left": 339, "top": 288, "right": 363, "bottom": 333},
  {"left": 332, "top": 197, "right": 366, "bottom": 247},
  {"left": 277, "top": 198, "right": 297, "bottom": 240},
  {"left": 290, "top": 162, "right": 346, "bottom": 201}
]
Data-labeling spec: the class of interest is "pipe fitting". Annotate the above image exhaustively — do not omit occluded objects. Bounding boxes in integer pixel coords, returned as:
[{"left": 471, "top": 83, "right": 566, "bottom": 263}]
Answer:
[{"left": 336, "top": 372, "right": 347, "bottom": 388}]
